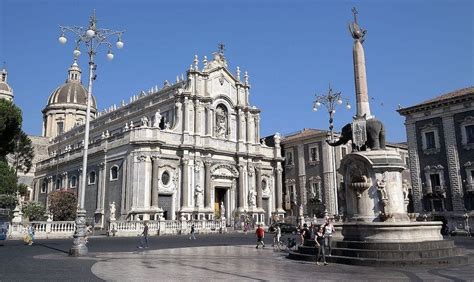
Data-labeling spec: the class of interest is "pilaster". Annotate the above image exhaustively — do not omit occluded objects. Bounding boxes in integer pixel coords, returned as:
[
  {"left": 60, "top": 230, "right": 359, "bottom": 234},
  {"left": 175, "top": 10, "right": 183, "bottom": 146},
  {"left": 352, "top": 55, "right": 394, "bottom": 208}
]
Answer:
[
  {"left": 405, "top": 121, "right": 423, "bottom": 213},
  {"left": 204, "top": 159, "right": 212, "bottom": 208},
  {"left": 256, "top": 165, "right": 263, "bottom": 209},
  {"left": 151, "top": 156, "right": 160, "bottom": 208},
  {"left": 442, "top": 115, "right": 465, "bottom": 211}
]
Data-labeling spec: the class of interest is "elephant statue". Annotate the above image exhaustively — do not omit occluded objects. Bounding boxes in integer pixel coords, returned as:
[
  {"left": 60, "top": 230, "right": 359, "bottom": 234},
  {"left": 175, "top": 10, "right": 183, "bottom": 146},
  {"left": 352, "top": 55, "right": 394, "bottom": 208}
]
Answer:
[{"left": 327, "top": 118, "right": 386, "bottom": 151}]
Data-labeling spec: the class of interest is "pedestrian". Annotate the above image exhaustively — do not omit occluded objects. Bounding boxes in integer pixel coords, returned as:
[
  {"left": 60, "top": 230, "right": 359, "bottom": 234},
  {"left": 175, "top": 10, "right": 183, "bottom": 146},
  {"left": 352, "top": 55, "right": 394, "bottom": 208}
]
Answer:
[
  {"left": 138, "top": 221, "right": 149, "bottom": 249},
  {"left": 85, "top": 224, "right": 92, "bottom": 243},
  {"left": 324, "top": 218, "right": 335, "bottom": 256},
  {"left": 189, "top": 224, "right": 196, "bottom": 240},
  {"left": 28, "top": 224, "right": 35, "bottom": 246},
  {"left": 255, "top": 224, "right": 265, "bottom": 249},
  {"left": 315, "top": 226, "right": 328, "bottom": 265},
  {"left": 273, "top": 224, "right": 281, "bottom": 248},
  {"left": 300, "top": 223, "right": 310, "bottom": 246}
]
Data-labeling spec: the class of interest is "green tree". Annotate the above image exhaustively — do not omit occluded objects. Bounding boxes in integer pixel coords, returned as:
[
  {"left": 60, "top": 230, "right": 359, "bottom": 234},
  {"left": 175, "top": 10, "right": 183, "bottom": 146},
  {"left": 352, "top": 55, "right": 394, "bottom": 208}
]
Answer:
[
  {"left": 22, "top": 202, "right": 47, "bottom": 221},
  {"left": 11, "top": 131, "right": 34, "bottom": 175},
  {"left": 48, "top": 190, "right": 77, "bottom": 221},
  {"left": 0, "top": 161, "right": 18, "bottom": 195},
  {"left": 0, "top": 194, "right": 17, "bottom": 211},
  {"left": 0, "top": 99, "right": 22, "bottom": 158}
]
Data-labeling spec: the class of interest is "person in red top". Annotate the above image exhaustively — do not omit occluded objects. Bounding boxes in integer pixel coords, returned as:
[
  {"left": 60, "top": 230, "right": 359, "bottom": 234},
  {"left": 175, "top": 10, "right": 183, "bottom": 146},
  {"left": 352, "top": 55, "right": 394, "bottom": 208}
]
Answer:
[{"left": 256, "top": 224, "right": 265, "bottom": 249}]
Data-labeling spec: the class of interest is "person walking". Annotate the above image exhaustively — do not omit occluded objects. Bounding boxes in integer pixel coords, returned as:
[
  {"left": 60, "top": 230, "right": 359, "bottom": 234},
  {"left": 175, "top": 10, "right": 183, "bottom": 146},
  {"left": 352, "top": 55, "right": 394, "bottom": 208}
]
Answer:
[
  {"left": 189, "top": 224, "right": 196, "bottom": 240},
  {"left": 138, "top": 222, "right": 149, "bottom": 249},
  {"left": 315, "top": 226, "right": 327, "bottom": 265},
  {"left": 324, "top": 218, "right": 335, "bottom": 256},
  {"left": 255, "top": 224, "right": 265, "bottom": 249},
  {"left": 273, "top": 225, "right": 282, "bottom": 249},
  {"left": 27, "top": 224, "right": 35, "bottom": 246}
]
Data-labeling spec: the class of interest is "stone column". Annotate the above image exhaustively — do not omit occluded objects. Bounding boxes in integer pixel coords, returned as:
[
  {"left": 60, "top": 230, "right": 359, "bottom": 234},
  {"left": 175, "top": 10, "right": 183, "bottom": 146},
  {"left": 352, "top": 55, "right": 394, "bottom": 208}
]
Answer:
[
  {"left": 245, "top": 111, "right": 251, "bottom": 143},
  {"left": 207, "top": 106, "right": 213, "bottom": 136},
  {"left": 353, "top": 40, "right": 371, "bottom": 118},
  {"left": 238, "top": 163, "right": 245, "bottom": 209},
  {"left": 77, "top": 168, "right": 82, "bottom": 197},
  {"left": 183, "top": 97, "right": 189, "bottom": 133},
  {"left": 62, "top": 172, "right": 68, "bottom": 189},
  {"left": 195, "top": 100, "right": 203, "bottom": 136},
  {"left": 322, "top": 141, "right": 336, "bottom": 215},
  {"left": 255, "top": 114, "right": 260, "bottom": 144},
  {"left": 256, "top": 166, "right": 262, "bottom": 209},
  {"left": 204, "top": 159, "right": 212, "bottom": 208},
  {"left": 151, "top": 156, "right": 159, "bottom": 208},
  {"left": 275, "top": 164, "right": 284, "bottom": 212},
  {"left": 96, "top": 162, "right": 105, "bottom": 213},
  {"left": 442, "top": 116, "right": 465, "bottom": 211},
  {"left": 297, "top": 144, "right": 307, "bottom": 212},
  {"left": 182, "top": 157, "right": 190, "bottom": 208},
  {"left": 237, "top": 109, "right": 245, "bottom": 143},
  {"left": 405, "top": 121, "right": 423, "bottom": 213}
]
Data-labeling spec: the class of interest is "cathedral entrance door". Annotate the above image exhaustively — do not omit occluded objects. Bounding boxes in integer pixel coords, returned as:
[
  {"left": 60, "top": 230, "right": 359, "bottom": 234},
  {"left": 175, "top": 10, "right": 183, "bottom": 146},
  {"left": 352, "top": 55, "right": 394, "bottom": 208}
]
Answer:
[
  {"left": 159, "top": 195, "right": 172, "bottom": 220},
  {"left": 262, "top": 198, "right": 270, "bottom": 225},
  {"left": 214, "top": 188, "right": 226, "bottom": 218}
]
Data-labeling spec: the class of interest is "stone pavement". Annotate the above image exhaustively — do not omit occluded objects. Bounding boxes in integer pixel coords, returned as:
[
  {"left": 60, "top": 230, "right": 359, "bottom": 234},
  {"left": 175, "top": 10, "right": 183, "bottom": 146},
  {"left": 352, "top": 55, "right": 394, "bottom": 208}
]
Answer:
[{"left": 35, "top": 244, "right": 474, "bottom": 281}]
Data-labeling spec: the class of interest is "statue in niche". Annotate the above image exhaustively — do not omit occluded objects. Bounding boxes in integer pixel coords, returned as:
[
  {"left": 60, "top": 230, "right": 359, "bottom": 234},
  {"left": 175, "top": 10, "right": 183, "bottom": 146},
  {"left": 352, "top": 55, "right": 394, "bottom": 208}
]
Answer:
[
  {"left": 141, "top": 116, "right": 149, "bottom": 127},
  {"left": 215, "top": 105, "right": 228, "bottom": 138},
  {"left": 109, "top": 202, "right": 116, "bottom": 221},
  {"left": 220, "top": 201, "right": 226, "bottom": 219},
  {"left": 248, "top": 189, "right": 256, "bottom": 207},
  {"left": 153, "top": 110, "right": 162, "bottom": 128},
  {"left": 195, "top": 185, "right": 204, "bottom": 208}
]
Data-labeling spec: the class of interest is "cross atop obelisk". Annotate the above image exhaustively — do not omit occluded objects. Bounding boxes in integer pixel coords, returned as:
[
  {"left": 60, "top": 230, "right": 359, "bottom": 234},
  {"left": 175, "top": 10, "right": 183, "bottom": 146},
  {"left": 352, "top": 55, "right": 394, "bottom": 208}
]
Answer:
[{"left": 349, "top": 7, "right": 372, "bottom": 119}]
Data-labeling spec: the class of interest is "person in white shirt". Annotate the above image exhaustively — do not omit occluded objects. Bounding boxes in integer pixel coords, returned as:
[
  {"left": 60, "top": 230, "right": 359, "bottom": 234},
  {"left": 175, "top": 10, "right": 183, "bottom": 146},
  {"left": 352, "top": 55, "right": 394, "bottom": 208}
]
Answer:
[{"left": 323, "top": 218, "right": 335, "bottom": 256}]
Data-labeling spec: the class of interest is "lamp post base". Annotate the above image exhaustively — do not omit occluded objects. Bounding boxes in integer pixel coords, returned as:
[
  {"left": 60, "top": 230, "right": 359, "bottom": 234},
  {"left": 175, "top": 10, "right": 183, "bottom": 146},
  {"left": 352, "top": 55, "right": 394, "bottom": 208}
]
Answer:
[{"left": 69, "top": 209, "right": 88, "bottom": 256}]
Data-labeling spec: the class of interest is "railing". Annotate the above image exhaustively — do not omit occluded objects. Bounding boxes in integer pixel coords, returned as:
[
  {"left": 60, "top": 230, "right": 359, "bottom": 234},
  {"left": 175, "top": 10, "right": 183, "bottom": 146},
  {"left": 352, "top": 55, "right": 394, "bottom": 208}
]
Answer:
[
  {"left": 6, "top": 219, "right": 226, "bottom": 240},
  {"left": 7, "top": 221, "right": 76, "bottom": 240},
  {"left": 109, "top": 219, "right": 226, "bottom": 237}
]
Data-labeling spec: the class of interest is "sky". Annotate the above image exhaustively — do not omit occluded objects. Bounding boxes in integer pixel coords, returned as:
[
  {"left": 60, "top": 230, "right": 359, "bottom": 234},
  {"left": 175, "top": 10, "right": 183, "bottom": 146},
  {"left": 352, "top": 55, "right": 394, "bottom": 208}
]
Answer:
[{"left": 1, "top": 0, "right": 472, "bottom": 142}]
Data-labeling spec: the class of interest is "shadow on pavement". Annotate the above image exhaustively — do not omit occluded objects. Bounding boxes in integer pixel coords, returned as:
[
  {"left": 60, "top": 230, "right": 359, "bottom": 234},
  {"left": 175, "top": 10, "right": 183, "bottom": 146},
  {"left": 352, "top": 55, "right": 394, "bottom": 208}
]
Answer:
[{"left": 35, "top": 242, "right": 69, "bottom": 254}]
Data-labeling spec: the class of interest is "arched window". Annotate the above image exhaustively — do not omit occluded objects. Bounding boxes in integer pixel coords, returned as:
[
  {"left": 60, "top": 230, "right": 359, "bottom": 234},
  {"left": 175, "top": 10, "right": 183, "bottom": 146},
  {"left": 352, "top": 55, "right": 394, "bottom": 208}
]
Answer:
[
  {"left": 261, "top": 179, "right": 267, "bottom": 191},
  {"left": 215, "top": 104, "right": 228, "bottom": 138},
  {"left": 88, "top": 171, "right": 96, "bottom": 185},
  {"left": 110, "top": 165, "right": 119, "bottom": 181},
  {"left": 41, "top": 182, "right": 47, "bottom": 193},
  {"left": 69, "top": 176, "right": 77, "bottom": 188},
  {"left": 55, "top": 178, "right": 61, "bottom": 190}
]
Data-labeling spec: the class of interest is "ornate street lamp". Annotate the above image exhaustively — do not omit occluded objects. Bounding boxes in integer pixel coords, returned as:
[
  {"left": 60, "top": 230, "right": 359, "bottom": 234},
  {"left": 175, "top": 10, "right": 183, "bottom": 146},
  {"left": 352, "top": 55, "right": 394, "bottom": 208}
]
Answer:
[
  {"left": 312, "top": 84, "right": 351, "bottom": 215},
  {"left": 58, "top": 10, "right": 124, "bottom": 256}
]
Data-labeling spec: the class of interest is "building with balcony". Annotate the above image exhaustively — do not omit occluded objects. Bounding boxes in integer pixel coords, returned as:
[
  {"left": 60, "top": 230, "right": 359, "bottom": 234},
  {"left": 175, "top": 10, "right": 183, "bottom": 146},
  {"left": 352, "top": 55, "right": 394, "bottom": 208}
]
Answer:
[
  {"left": 398, "top": 86, "right": 474, "bottom": 230},
  {"left": 32, "top": 49, "right": 285, "bottom": 228}
]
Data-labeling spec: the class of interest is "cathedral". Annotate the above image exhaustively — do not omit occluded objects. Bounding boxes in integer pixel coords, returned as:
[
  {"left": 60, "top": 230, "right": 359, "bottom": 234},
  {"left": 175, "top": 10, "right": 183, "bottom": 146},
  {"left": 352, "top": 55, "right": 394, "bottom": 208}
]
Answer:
[{"left": 31, "top": 49, "right": 285, "bottom": 228}]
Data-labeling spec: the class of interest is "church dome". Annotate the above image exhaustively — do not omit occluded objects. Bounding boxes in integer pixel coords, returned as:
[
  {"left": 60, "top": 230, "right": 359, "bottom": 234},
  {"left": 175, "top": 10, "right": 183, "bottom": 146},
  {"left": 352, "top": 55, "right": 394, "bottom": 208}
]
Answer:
[
  {"left": 0, "top": 67, "right": 14, "bottom": 101},
  {"left": 47, "top": 82, "right": 97, "bottom": 108},
  {"left": 45, "top": 59, "right": 97, "bottom": 108}
]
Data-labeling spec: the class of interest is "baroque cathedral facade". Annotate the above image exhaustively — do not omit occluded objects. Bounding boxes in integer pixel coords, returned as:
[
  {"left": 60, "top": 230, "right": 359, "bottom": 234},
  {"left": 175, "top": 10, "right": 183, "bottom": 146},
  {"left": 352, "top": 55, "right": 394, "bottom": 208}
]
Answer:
[{"left": 32, "top": 49, "right": 285, "bottom": 228}]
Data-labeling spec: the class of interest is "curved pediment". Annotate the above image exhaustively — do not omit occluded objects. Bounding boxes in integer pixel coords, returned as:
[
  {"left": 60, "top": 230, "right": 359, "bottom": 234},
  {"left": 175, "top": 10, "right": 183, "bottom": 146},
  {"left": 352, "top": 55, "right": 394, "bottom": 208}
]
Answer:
[{"left": 210, "top": 163, "right": 239, "bottom": 178}]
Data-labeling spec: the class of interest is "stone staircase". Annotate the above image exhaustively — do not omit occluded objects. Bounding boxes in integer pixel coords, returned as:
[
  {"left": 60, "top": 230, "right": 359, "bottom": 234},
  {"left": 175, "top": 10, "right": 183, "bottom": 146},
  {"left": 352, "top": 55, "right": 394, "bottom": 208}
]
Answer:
[{"left": 288, "top": 239, "right": 469, "bottom": 266}]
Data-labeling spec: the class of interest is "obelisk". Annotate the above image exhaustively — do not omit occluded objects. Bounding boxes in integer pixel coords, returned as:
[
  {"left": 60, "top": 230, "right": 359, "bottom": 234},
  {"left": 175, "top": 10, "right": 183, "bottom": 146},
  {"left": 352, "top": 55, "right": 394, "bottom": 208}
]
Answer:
[{"left": 349, "top": 7, "right": 372, "bottom": 119}]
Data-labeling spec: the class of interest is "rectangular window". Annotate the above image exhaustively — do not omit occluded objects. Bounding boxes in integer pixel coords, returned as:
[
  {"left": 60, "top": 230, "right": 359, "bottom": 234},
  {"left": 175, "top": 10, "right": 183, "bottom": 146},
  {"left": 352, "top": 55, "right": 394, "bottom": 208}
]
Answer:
[
  {"left": 425, "top": 131, "right": 436, "bottom": 149},
  {"left": 470, "top": 170, "right": 474, "bottom": 181},
  {"left": 430, "top": 173, "right": 441, "bottom": 187},
  {"left": 309, "top": 147, "right": 318, "bottom": 162},
  {"left": 286, "top": 152, "right": 294, "bottom": 165},
  {"left": 57, "top": 122, "right": 64, "bottom": 135},
  {"left": 466, "top": 125, "right": 474, "bottom": 144}
]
